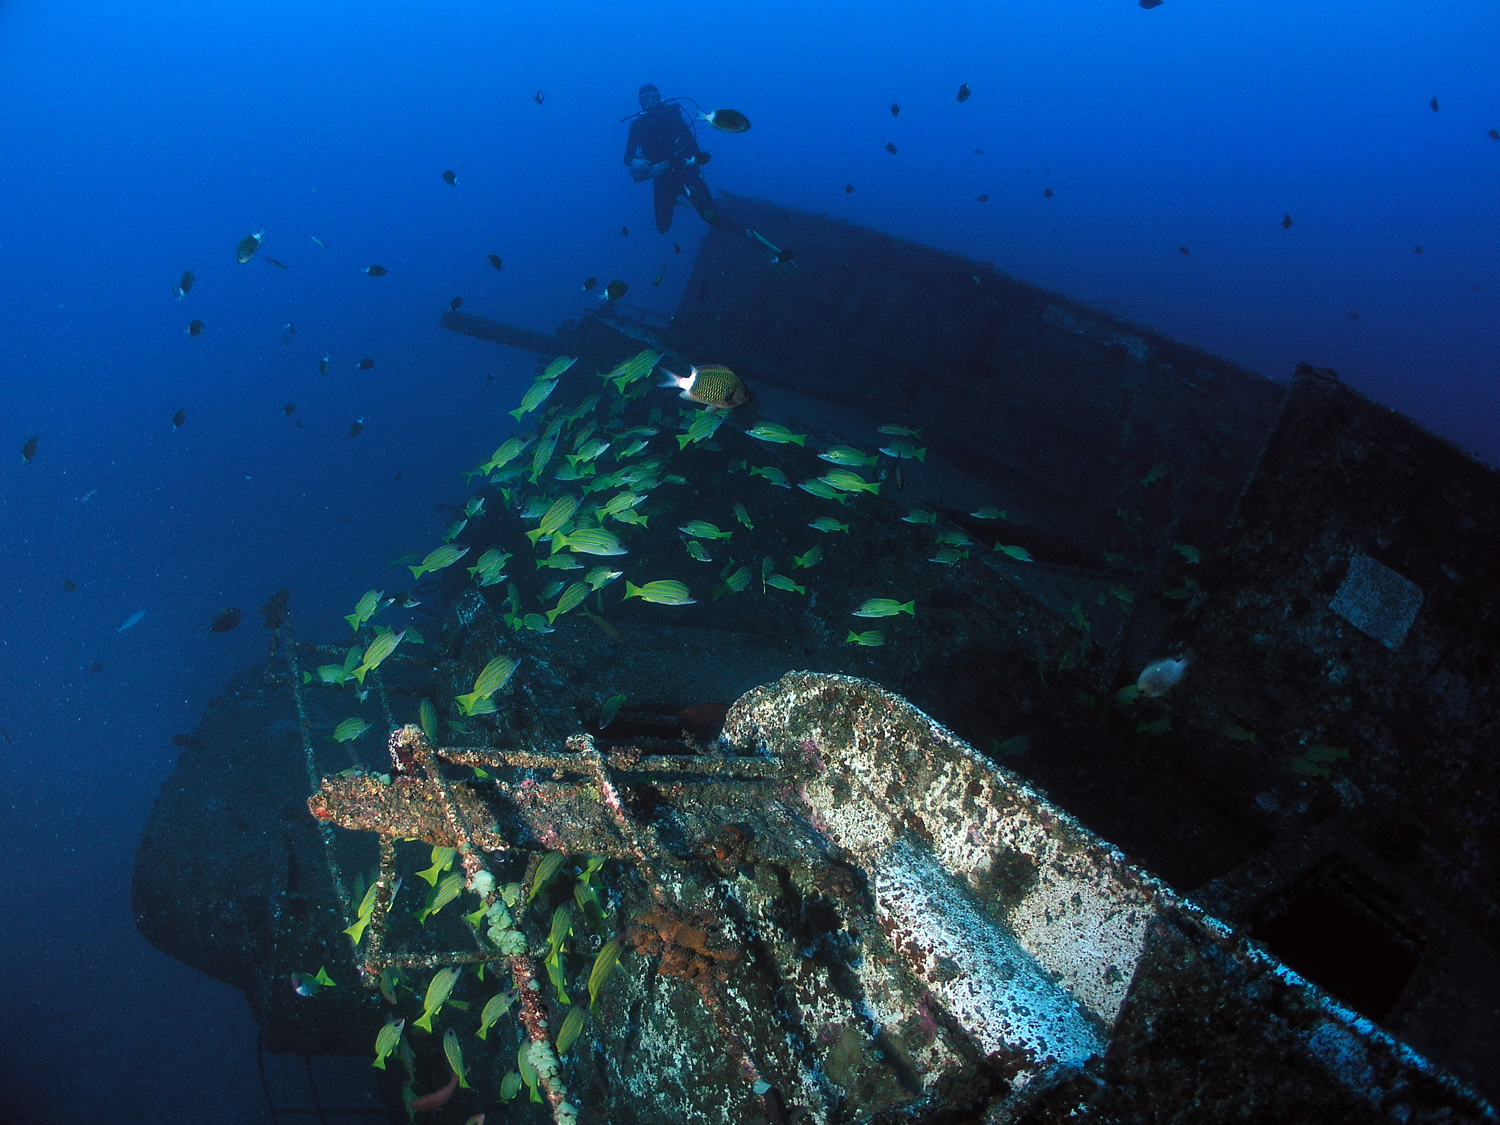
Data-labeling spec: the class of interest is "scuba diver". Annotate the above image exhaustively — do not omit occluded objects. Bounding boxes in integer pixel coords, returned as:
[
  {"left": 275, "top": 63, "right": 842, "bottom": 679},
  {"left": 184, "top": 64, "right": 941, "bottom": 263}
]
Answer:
[
  {"left": 624, "top": 84, "right": 724, "bottom": 234},
  {"left": 623, "top": 85, "right": 797, "bottom": 275}
]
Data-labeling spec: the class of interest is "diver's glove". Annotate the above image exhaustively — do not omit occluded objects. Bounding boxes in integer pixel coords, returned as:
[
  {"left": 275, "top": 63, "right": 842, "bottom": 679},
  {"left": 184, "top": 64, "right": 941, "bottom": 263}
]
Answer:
[{"left": 630, "top": 158, "right": 652, "bottom": 183}]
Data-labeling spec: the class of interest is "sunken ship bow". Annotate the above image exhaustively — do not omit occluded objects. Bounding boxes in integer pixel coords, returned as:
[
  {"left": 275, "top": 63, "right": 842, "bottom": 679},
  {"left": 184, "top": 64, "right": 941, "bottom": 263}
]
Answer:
[{"left": 134, "top": 194, "right": 1499, "bottom": 1122}]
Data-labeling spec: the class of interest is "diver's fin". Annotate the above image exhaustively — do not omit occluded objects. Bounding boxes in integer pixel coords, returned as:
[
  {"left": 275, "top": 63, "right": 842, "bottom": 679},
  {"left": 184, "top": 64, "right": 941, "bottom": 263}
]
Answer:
[{"left": 747, "top": 228, "right": 797, "bottom": 276}]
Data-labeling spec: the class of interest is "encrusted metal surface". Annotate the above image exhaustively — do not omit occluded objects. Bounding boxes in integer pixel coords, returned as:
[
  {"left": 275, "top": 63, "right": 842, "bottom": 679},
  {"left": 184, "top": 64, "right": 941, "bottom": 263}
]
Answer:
[{"left": 723, "top": 671, "right": 1496, "bottom": 1122}]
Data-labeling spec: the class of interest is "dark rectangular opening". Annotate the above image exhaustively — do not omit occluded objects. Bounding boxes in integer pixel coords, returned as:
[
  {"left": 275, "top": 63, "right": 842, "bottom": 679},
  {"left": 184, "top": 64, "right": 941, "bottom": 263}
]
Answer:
[{"left": 1256, "top": 884, "right": 1419, "bottom": 1023}]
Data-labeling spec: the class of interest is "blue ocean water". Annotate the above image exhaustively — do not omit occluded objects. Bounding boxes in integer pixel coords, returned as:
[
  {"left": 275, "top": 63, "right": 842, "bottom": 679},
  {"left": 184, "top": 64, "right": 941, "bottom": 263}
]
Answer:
[{"left": 0, "top": 1, "right": 1495, "bottom": 1121}]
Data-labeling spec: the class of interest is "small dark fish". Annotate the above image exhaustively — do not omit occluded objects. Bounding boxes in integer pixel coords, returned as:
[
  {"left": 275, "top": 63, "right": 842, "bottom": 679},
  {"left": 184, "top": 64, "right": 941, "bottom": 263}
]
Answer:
[
  {"left": 350, "top": 420, "right": 364, "bottom": 438},
  {"left": 170, "top": 733, "right": 193, "bottom": 747},
  {"left": 265, "top": 258, "right": 289, "bottom": 269},
  {"left": 175, "top": 270, "right": 194, "bottom": 300},
  {"left": 21, "top": 435, "right": 38, "bottom": 462},
  {"left": 1281, "top": 214, "right": 1292, "bottom": 229},
  {"left": 442, "top": 169, "right": 458, "bottom": 185},
  {"left": 1179, "top": 246, "right": 1190, "bottom": 255},
  {"left": 236, "top": 229, "right": 264, "bottom": 264},
  {"left": 357, "top": 358, "right": 375, "bottom": 370},
  {"left": 885, "top": 142, "right": 898, "bottom": 154},
  {"left": 310, "top": 236, "right": 330, "bottom": 250},
  {"left": 1430, "top": 96, "right": 1439, "bottom": 112},
  {"left": 0, "top": 728, "right": 11, "bottom": 743},
  {"left": 283, "top": 322, "right": 295, "bottom": 335},
  {"left": 582, "top": 277, "right": 597, "bottom": 291},
  {"left": 186, "top": 319, "right": 205, "bottom": 337},
  {"left": 363, "top": 264, "right": 387, "bottom": 277},
  {"left": 673, "top": 243, "right": 681, "bottom": 254},
  {"left": 1414, "top": 245, "right": 1423, "bottom": 255},
  {"left": 318, "top": 356, "right": 329, "bottom": 374},
  {"left": 976, "top": 194, "right": 989, "bottom": 202},
  {"left": 1490, "top": 129, "right": 1499, "bottom": 141},
  {"left": 209, "top": 607, "right": 242, "bottom": 633},
  {"left": 957, "top": 83, "right": 972, "bottom": 102},
  {"left": 1349, "top": 312, "right": 1361, "bottom": 320},
  {"left": 622, "top": 225, "right": 629, "bottom": 237},
  {"left": 283, "top": 403, "right": 296, "bottom": 416},
  {"left": 890, "top": 101, "right": 900, "bottom": 116},
  {"left": 486, "top": 254, "right": 502, "bottom": 271},
  {"left": 844, "top": 184, "right": 854, "bottom": 194},
  {"left": 698, "top": 108, "right": 750, "bottom": 133},
  {"left": 64, "top": 578, "right": 77, "bottom": 591},
  {"left": 699, "top": 281, "right": 707, "bottom": 300},
  {"left": 449, "top": 297, "right": 464, "bottom": 311},
  {"left": 172, "top": 408, "right": 187, "bottom": 430},
  {"left": 1044, "top": 188, "right": 1054, "bottom": 198},
  {"left": 602, "top": 280, "right": 627, "bottom": 302},
  {"left": 90, "top": 660, "right": 104, "bottom": 675},
  {"left": 534, "top": 90, "right": 545, "bottom": 105},
  {"left": 1140, "top": 0, "right": 1163, "bottom": 7}
]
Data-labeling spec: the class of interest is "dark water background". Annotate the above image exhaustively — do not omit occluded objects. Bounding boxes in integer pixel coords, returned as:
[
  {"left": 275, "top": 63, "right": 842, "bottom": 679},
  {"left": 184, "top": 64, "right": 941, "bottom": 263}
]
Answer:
[{"left": 0, "top": 1, "right": 1495, "bottom": 1121}]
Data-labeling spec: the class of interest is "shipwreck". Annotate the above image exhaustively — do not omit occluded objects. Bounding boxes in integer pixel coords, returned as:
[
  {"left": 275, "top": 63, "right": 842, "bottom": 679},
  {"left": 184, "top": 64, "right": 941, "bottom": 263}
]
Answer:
[{"left": 134, "top": 194, "right": 1500, "bottom": 1123}]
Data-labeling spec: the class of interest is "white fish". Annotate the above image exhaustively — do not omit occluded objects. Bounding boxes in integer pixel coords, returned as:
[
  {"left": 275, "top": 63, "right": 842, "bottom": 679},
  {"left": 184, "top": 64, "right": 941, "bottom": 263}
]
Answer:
[
  {"left": 116, "top": 610, "right": 146, "bottom": 633},
  {"left": 1137, "top": 654, "right": 1190, "bottom": 697}
]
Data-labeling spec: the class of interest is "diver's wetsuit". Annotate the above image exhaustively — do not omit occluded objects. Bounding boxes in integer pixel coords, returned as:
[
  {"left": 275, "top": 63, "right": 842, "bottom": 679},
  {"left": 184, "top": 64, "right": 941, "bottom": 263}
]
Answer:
[{"left": 624, "top": 103, "right": 720, "bottom": 233}]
